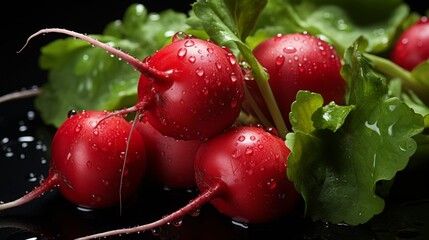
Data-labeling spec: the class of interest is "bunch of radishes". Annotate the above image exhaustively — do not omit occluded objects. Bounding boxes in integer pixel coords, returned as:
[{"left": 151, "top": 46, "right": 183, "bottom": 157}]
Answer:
[{"left": 1, "top": 3, "right": 428, "bottom": 240}]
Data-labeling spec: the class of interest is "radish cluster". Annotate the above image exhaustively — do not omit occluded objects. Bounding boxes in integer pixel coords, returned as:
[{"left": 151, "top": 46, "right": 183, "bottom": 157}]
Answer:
[{"left": 1, "top": 26, "right": 348, "bottom": 239}]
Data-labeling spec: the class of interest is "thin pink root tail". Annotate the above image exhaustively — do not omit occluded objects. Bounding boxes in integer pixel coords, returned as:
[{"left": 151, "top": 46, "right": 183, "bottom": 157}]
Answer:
[
  {"left": 74, "top": 182, "right": 224, "bottom": 240},
  {"left": 95, "top": 105, "right": 140, "bottom": 129},
  {"left": 18, "top": 28, "right": 171, "bottom": 80},
  {"left": 0, "top": 173, "right": 59, "bottom": 211}
]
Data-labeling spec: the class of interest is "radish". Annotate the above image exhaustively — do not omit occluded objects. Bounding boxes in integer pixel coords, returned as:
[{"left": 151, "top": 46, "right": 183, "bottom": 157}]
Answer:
[
  {"left": 390, "top": 16, "right": 429, "bottom": 71},
  {"left": 0, "top": 110, "right": 146, "bottom": 211},
  {"left": 247, "top": 32, "right": 346, "bottom": 128},
  {"left": 20, "top": 29, "right": 245, "bottom": 141},
  {"left": 135, "top": 119, "right": 201, "bottom": 190},
  {"left": 75, "top": 125, "right": 300, "bottom": 240}
]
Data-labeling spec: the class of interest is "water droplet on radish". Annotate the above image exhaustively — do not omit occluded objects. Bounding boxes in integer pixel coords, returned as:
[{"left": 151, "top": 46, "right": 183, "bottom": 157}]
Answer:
[
  {"left": 238, "top": 135, "right": 246, "bottom": 142},
  {"left": 177, "top": 48, "right": 187, "bottom": 58},
  {"left": 92, "top": 194, "right": 102, "bottom": 203},
  {"left": 188, "top": 56, "right": 196, "bottom": 63},
  {"left": 102, "top": 179, "right": 110, "bottom": 186},
  {"left": 75, "top": 124, "right": 82, "bottom": 132},
  {"left": 226, "top": 53, "right": 237, "bottom": 65},
  {"left": 196, "top": 67, "right": 205, "bottom": 77},
  {"left": 274, "top": 33, "right": 283, "bottom": 41},
  {"left": 184, "top": 39, "right": 195, "bottom": 47},
  {"left": 232, "top": 149, "right": 242, "bottom": 158},
  {"left": 245, "top": 147, "right": 253, "bottom": 155},
  {"left": 275, "top": 55, "right": 285, "bottom": 67},
  {"left": 267, "top": 178, "right": 277, "bottom": 190},
  {"left": 91, "top": 144, "right": 98, "bottom": 152},
  {"left": 230, "top": 72, "right": 238, "bottom": 82},
  {"left": 283, "top": 46, "right": 297, "bottom": 54}
]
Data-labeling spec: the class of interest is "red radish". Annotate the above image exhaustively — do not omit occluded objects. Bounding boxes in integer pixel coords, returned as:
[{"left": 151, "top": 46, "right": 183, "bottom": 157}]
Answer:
[
  {"left": 135, "top": 119, "right": 201, "bottom": 190},
  {"left": 390, "top": 16, "right": 429, "bottom": 71},
  {"left": 21, "top": 29, "right": 245, "bottom": 141},
  {"left": 75, "top": 125, "right": 300, "bottom": 240},
  {"left": 247, "top": 32, "right": 346, "bottom": 128},
  {"left": 0, "top": 110, "right": 146, "bottom": 211}
]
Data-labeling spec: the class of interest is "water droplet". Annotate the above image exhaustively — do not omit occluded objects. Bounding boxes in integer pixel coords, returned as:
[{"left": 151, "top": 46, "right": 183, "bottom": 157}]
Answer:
[
  {"left": 226, "top": 53, "right": 237, "bottom": 65},
  {"left": 177, "top": 47, "right": 187, "bottom": 58},
  {"left": 267, "top": 178, "right": 277, "bottom": 190},
  {"left": 245, "top": 147, "right": 253, "bottom": 155},
  {"left": 336, "top": 19, "right": 348, "bottom": 31},
  {"left": 274, "top": 33, "right": 283, "bottom": 41},
  {"left": 184, "top": 39, "right": 195, "bottom": 47},
  {"left": 283, "top": 46, "right": 297, "bottom": 54},
  {"left": 172, "top": 218, "right": 183, "bottom": 227},
  {"left": 102, "top": 179, "right": 110, "bottom": 186},
  {"left": 91, "top": 144, "right": 98, "bottom": 152},
  {"left": 207, "top": 47, "right": 214, "bottom": 54},
  {"left": 232, "top": 149, "right": 242, "bottom": 158},
  {"left": 151, "top": 228, "right": 161, "bottom": 236},
  {"left": 92, "top": 194, "right": 101, "bottom": 203},
  {"left": 75, "top": 124, "right": 82, "bottom": 132},
  {"left": 172, "top": 31, "right": 188, "bottom": 42},
  {"left": 215, "top": 61, "right": 222, "bottom": 70},
  {"left": 238, "top": 135, "right": 246, "bottom": 142},
  {"left": 188, "top": 56, "right": 196, "bottom": 63},
  {"left": 196, "top": 67, "right": 205, "bottom": 77},
  {"left": 230, "top": 72, "right": 238, "bottom": 82},
  {"left": 275, "top": 55, "right": 285, "bottom": 67},
  {"left": 27, "top": 172, "right": 37, "bottom": 182}
]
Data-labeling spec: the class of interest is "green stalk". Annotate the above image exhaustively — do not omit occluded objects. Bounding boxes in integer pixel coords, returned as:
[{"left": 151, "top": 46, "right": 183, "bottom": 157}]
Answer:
[
  {"left": 364, "top": 53, "right": 429, "bottom": 102},
  {"left": 237, "top": 43, "right": 289, "bottom": 138}
]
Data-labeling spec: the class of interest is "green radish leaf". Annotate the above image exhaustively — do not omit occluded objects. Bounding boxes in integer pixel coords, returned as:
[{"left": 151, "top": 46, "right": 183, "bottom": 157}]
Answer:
[
  {"left": 249, "top": 0, "right": 408, "bottom": 55},
  {"left": 286, "top": 41, "right": 424, "bottom": 225}
]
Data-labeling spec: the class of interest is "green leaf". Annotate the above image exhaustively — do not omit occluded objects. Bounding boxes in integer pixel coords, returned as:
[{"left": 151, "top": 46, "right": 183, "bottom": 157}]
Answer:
[
  {"left": 35, "top": 4, "right": 189, "bottom": 127},
  {"left": 191, "top": 0, "right": 267, "bottom": 55},
  {"left": 286, "top": 42, "right": 424, "bottom": 225},
  {"left": 253, "top": 0, "right": 409, "bottom": 54},
  {"left": 312, "top": 102, "right": 355, "bottom": 132}
]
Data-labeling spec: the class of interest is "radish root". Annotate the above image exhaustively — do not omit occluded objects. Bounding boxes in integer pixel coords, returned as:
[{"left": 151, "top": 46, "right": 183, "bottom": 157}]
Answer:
[{"left": 74, "top": 182, "right": 224, "bottom": 240}]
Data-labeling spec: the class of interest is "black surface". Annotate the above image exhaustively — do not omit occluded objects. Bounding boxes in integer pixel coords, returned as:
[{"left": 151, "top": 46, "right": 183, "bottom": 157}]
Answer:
[{"left": 1, "top": 1, "right": 429, "bottom": 240}]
